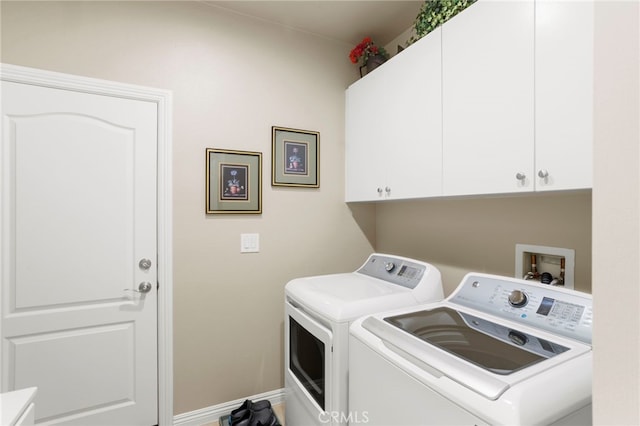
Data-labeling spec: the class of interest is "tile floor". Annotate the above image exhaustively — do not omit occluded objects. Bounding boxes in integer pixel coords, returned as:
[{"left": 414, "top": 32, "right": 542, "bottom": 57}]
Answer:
[{"left": 273, "top": 403, "right": 285, "bottom": 425}]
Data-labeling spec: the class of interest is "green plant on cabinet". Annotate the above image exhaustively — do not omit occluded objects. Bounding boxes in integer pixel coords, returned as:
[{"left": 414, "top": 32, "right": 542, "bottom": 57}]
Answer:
[{"left": 409, "top": 0, "right": 477, "bottom": 45}]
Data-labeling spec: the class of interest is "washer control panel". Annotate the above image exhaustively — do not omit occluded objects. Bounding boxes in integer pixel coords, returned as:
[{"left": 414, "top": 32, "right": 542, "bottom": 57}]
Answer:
[
  {"left": 450, "top": 273, "right": 593, "bottom": 344},
  {"left": 357, "top": 254, "right": 429, "bottom": 289}
]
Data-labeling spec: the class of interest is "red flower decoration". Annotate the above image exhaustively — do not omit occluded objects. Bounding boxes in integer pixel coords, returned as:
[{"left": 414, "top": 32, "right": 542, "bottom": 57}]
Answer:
[{"left": 349, "top": 37, "right": 387, "bottom": 65}]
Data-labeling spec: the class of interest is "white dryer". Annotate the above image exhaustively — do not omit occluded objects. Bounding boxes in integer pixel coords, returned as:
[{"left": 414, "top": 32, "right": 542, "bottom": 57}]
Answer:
[
  {"left": 284, "top": 254, "right": 444, "bottom": 426},
  {"left": 349, "top": 273, "right": 593, "bottom": 425}
]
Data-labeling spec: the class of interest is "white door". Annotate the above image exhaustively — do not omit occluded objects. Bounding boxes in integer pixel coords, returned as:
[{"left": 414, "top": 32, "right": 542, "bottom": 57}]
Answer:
[
  {"left": 535, "top": 0, "right": 593, "bottom": 191},
  {"left": 345, "top": 70, "right": 387, "bottom": 202},
  {"left": 345, "top": 29, "right": 442, "bottom": 202},
  {"left": 1, "top": 78, "right": 159, "bottom": 425},
  {"left": 442, "top": 0, "right": 535, "bottom": 196},
  {"left": 383, "top": 27, "right": 442, "bottom": 200}
]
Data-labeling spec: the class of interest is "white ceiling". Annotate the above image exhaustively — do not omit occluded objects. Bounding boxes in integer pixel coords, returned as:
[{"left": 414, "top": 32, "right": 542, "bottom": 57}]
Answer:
[{"left": 201, "top": 1, "right": 424, "bottom": 46}]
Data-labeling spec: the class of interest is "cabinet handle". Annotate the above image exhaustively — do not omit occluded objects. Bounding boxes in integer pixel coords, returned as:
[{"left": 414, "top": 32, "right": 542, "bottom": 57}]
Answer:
[
  {"left": 516, "top": 172, "right": 526, "bottom": 181},
  {"left": 538, "top": 169, "right": 549, "bottom": 178},
  {"left": 385, "top": 187, "right": 391, "bottom": 194},
  {"left": 377, "top": 187, "right": 383, "bottom": 194}
]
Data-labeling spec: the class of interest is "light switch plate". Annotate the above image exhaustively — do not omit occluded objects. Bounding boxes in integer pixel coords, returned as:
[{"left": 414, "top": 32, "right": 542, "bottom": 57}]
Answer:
[{"left": 240, "top": 233, "right": 259, "bottom": 253}]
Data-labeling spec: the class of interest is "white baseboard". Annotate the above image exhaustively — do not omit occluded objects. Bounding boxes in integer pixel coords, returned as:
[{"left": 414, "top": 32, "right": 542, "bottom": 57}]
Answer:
[{"left": 173, "top": 388, "right": 285, "bottom": 426}]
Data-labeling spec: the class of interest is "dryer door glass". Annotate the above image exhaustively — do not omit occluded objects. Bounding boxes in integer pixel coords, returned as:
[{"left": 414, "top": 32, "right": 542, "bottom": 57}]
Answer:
[
  {"left": 289, "top": 316, "right": 325, "bottom": 409},
  {"left": 384, "top": 307, "right": 569, "bottom": 375}
]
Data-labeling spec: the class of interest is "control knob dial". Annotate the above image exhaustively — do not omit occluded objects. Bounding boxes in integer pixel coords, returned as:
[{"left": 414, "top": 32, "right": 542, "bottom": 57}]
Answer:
[
  {"left": 508, "top": 289, "right": 528, "bottom": 307},
  {"left": 384, "top": 262, "right": 396, "bottom": 272}
]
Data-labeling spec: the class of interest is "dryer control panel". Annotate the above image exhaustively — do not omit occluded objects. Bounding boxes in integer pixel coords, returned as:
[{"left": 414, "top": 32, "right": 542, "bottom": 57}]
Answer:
[
  {"left": 449, "top": 273, "right": 593, "bottom": 345},
  {"left": 357, "top": 254, "right": 429, "bottom": 289}
]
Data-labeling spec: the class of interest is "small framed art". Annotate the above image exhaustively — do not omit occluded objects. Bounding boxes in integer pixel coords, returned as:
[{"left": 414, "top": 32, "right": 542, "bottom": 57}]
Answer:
[
  {"left": 271, "top": 126, "right": 320, "bottom": 188},
  {"left": 206, "top": 148, "right": 262, "bottom": 214}
]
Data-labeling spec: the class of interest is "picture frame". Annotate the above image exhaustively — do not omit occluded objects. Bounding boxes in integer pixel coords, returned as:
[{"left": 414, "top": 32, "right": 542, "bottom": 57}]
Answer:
[
  {"left": 271, "top": 126, "right": 320, "bottom": 188},
  {"left": 206, "top": 148, "right": 262, "bottom": 214}
]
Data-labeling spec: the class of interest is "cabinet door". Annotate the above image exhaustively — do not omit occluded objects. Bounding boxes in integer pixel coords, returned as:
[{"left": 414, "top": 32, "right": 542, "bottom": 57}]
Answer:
[
  {"left": 384, "top": 28, "right": 442, "bottom": 200},
  {"left": 345, "top": 69, "right": 387, "bottom": 202},
  {"left": 442, "top": 0, "right": 535, "bottom": 196},
  {"left": 345, "top": 29, "right": 442, "bottom": 202},
  {"left": 535, "top": 0, "right": 593, "bottom": 191}
]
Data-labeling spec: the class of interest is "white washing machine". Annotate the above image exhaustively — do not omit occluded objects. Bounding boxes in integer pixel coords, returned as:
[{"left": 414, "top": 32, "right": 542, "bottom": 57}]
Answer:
[
  {"left": 349, "top": 272, "right": 593, "bottom": 425},
  {"left": 284, "top": 253, "right": 444, "bottom": 426}
]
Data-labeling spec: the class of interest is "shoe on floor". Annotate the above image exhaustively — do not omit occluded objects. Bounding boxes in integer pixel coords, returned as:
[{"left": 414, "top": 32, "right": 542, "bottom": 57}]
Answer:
[
  {"left": 249, "top": 405, "right": 278, "bottom": 426},
  {"left": 229, "top": 399, "right": 273, "bottom": 426}
]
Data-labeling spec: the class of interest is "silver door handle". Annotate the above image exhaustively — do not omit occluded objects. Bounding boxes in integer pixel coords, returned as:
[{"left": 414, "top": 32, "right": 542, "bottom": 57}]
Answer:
[
  {"left": 124, "top": 282, "right": 153, "bottom": 293},
  {"left": 139, "top": 258, "right": 152, "bottom": 270}
]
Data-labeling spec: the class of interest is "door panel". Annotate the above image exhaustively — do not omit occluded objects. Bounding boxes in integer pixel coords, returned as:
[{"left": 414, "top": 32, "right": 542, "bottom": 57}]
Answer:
[
  {"left": 442, "top": 0, "right": 535, "bottom": 196},
  {"left": 345, "top": 71, "right": 386, "bottom": 201},
  {"left": 14, "top": 114, "right": 135, "bottom": 308},
  {"left": 535, "top": 0, "right": 593, "bottom": 191},
  {"left": 2, "top": 81, "right": 158, "bottom": 425},
  {"left": 10, "top": 323, "right": 135, "bottom": 421}
]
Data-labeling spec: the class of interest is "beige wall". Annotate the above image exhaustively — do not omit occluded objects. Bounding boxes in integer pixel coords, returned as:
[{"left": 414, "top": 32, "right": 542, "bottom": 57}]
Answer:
[
  {"left": 0, "top": 1, "right": 375, "bottom": 415},
  {"left": 593, "top": 2, "right": 640, "bottom": 424},
  {"left": 375, "top": 192, "right": 592, "bottom": 295}
]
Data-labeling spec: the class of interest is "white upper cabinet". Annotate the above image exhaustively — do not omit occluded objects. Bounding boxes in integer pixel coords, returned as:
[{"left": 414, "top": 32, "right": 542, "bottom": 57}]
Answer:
[
  {"left": 345, "top": 67, "right": 386, "bottom": 202},
  {"left": 442, "top": 0, "right": 535, "bottom": 196},
  {"left": 345, "top": 28, "right": 442, "bottom": 202},
  {"left": 535, "top": 0, "right": 593, "bottom": 191},
  {"left": 345, "top": 0, "right": 593, "bottom": 202}
]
